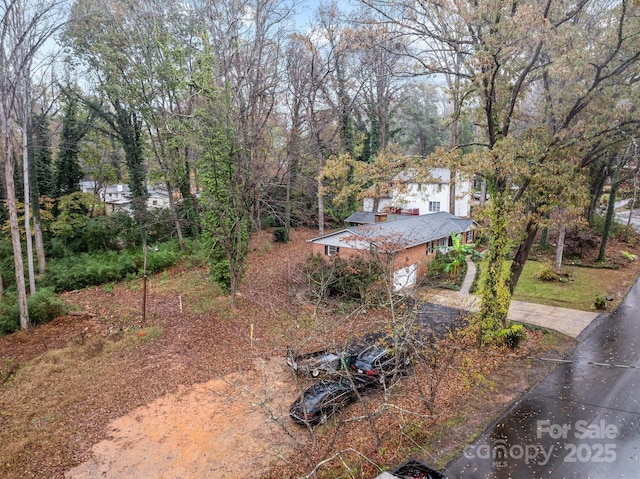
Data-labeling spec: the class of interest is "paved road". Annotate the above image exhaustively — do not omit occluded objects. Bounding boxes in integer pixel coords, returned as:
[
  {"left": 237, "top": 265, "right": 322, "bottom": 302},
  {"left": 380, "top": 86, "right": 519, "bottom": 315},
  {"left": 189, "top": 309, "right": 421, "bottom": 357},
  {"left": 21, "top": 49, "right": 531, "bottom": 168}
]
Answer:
[
  {"left": 444, "top": 277, "right": 640, "bottom": 478},
  {"left": 615, "top": 201, "right": 640, "bottom": 233}
]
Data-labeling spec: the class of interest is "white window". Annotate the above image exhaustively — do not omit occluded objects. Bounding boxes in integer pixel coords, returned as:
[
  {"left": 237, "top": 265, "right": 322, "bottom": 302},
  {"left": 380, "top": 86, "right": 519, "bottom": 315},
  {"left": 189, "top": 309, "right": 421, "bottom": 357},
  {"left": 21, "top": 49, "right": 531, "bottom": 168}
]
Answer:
[
  {"left": 426, "top": 241, "right": 434, "bottom": 255},
  {"left": 428, "top": 201, "right": 441, "bottom": 212},
  {"left": 437, "top": 237, "right": 449, "bottom": 253},
  {"left": 324, "top": 245, "right": 340, "bottom": 256},
  {"left": 466, "top": 230, "right": 474, "bottom": 243}
]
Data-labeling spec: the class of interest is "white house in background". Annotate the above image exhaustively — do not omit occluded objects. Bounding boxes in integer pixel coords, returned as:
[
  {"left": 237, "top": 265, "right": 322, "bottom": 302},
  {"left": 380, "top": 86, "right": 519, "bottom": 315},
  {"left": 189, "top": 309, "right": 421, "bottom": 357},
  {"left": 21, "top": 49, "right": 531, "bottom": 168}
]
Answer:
[
  {"left": 362, "top": 168, "right": 472, "bottom": 218},
  {"left": 86, "top": 182, "right": 171, "bottom": 216},
  {"left": 147, "top": 186, "right": 171, "bottom": 209},
  {"left": 103, "top": 184, "right": 132, "bottom": 215},
  {"left": 79, "top": 180, "right": 99, "bottom": 195}
]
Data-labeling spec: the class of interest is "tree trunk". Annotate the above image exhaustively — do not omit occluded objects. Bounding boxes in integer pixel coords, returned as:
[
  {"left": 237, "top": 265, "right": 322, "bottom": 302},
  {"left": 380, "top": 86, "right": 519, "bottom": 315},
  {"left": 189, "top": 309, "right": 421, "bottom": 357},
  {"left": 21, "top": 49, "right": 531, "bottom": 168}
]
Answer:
[
  {"left": 165, "top": 178, "right": 184, "bottom": 251},
  {"left": 4, "top": 139, "right": 30, "bottom": 329},
  {"left": 508, "top": 218, "right": 539, "bottom": 296},
  {"left": 480, "top": 193, "right": 511, "bottom": 328},
  {"left": 628, "top": 173, "right": 637, "bottom": 227},
  {"left": 179, "top": 151, "right": 199, "bottom": 239},
  {"left": 449, "top": 173, "right": 456, "bottom": 215},
  {"left": 479, "top": 179, "right": 488, "bottom": 207},
  {"left": 554, "top": 216, "right": 566, "bottom": 273},
  {"left": 28, "top": 115, "right": 47, "bottom": 274},
  {"left": 317, "top": 150, "right": 325, "bottom": 235},
  {"left": 22, "top": 91, "right": 36, "bottom": 295},
  {"left": 34, "top": 214, "right": 46, "bottom": 274},
  {"left": 598, "top": 167, "right": 619, "bottom": 262},
  {"left": 540, "top": 210, "right": 550, "bottom": 249},
  {"left": 587, "top": 163, "right": 608, "bottom": 225}
]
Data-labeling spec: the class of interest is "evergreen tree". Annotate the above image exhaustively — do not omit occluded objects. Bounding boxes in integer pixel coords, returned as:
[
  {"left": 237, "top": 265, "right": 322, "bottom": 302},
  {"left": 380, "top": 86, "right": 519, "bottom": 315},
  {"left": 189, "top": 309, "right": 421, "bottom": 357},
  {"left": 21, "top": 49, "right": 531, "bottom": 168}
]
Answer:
[
  {"left": 54, "top": 97, "right": 90, "bottom": 197},
  {"left": 30, "top": 111, "right": 54, "bottom": 197}
]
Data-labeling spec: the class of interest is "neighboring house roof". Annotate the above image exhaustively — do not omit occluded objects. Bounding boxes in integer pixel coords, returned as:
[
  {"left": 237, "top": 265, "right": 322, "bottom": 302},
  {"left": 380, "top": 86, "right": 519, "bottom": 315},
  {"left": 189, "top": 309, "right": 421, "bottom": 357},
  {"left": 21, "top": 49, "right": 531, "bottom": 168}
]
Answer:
[
  {"left": 309, "top": 211, "right": 475, "bottom": 252},
  {"left": 103, "top": 184, "right": 131, "bottom": 200}
]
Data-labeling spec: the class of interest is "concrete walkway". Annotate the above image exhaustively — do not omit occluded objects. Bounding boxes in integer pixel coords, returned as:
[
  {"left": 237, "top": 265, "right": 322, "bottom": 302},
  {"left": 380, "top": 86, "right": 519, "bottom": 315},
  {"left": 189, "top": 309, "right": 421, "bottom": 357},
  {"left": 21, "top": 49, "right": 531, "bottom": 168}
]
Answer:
[{"left": 418, "top": 257, "right": 601, "bottom": 338}]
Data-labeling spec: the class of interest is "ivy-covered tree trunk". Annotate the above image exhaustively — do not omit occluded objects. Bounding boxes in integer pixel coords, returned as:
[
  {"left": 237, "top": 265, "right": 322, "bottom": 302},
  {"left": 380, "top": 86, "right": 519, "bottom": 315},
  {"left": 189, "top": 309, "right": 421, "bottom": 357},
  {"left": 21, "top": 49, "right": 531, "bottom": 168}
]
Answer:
[
  {"left": 114, "top": 103, "right": 148, "bottom": 239},
  {"left": 598, "top": 166, "right": 619, "bottom": 262},
  {"left": 479, "top": 192, "right": 511, "bottom": 341},
  {"left": 194, "top": 58, "right": 252, "bottom": 306}
]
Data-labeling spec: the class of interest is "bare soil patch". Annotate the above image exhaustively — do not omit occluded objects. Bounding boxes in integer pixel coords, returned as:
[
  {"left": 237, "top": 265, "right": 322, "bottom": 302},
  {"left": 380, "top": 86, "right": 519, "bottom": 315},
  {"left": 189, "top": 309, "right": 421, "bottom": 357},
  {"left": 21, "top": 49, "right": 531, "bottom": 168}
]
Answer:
[{"left": 1, "top": 228, "right": 639, "bottom": 478}]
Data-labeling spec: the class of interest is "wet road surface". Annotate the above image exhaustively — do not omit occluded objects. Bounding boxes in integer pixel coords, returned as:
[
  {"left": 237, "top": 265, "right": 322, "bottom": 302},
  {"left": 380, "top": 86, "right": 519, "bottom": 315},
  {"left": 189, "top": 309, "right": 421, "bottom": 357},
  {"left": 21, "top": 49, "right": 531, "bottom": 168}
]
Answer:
[{"left": 445, "top": 277, "right": 640, "bottom": 478}]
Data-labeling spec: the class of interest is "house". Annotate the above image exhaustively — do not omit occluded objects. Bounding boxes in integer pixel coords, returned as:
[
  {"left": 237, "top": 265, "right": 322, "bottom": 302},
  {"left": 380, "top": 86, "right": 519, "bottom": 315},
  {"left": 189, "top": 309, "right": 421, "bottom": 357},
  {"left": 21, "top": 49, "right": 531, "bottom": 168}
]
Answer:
[
  {"left": 103, "top": 184, "right": 133, "bottom": 215},
  {"left": 147, "top": 186, "right": 171, "bottom": 209},
  {"left": 308, "top": 211, "right": 476, "bottom": 291},
  {"left": 98, "top": 183, "right": 172, "bottom": 216},
  {"left": 362, "top": 168, "right": 472, "bottom": 218},
  {"left": 79, "top": 180, "right": 99, "bottom": 195}
]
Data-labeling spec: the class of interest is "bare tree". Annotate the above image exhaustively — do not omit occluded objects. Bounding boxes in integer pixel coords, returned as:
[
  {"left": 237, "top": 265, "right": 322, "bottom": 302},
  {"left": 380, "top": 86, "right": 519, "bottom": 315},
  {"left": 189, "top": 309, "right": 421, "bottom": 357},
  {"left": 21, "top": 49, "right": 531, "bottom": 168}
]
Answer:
[{"left": 1, "top": 0, "right": 66, "bottom": 328}]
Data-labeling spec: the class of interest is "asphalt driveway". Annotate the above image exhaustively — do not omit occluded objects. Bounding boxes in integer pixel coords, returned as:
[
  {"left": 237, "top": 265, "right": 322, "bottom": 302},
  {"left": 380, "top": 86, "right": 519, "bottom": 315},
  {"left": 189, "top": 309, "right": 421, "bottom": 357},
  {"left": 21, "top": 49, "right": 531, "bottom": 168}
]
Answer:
[{"left": 444, "top": 277, "right": 640, "bottom": 478}]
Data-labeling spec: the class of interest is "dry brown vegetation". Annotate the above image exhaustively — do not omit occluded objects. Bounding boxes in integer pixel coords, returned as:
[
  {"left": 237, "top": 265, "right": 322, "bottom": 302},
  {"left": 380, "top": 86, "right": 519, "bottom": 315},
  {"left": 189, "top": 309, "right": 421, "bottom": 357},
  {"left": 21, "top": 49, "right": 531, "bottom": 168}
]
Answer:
[{"left": 1, "top": 227, "right": 639, "bottom": 478}]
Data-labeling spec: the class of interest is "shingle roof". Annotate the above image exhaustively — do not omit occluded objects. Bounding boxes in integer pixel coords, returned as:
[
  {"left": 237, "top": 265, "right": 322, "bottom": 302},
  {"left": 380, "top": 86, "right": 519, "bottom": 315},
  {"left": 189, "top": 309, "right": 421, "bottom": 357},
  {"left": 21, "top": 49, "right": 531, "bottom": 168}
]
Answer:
[{"left": 309, "top": 212, "right": 475, "bottom": 251}]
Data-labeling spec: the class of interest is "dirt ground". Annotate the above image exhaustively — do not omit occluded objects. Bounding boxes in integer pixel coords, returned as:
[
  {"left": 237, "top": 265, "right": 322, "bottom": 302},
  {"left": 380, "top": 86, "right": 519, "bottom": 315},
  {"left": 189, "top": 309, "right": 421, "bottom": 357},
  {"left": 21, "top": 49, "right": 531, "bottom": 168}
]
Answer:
[
  {"left": 2, "top": 228, "right": 640, "bottom": 479},
  {"left": 65, "top": 357, "right": 303, "bottom": 479}
]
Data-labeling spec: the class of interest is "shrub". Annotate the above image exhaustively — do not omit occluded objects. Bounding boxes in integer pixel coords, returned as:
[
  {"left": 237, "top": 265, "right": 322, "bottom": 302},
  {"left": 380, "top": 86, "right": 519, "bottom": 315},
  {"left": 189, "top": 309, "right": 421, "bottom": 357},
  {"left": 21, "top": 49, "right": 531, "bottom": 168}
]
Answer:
[
  {"left": 534, "top": 265, "right": 560, "bottom": 282},
  {"left": 0, "top": 295, "right": 19, "bottom": 335},
  {"left": 593, "top": 295, "right": 607, "bottom": 310},
  {"left": 421, "top": 251, "right": 467, "bottom": 289},
  {"left": 0, "top": 288, "right": 68, "bottom": 335},
  {"left": 591, "top": 214, "right": 639, "bottom": 245},
  {"left": 28, "top": 288, "right": 69, "bottom": 326},
  {"left": 41, "top": 240, "right": 184, "bottom": 292},
  {"left": 261, "top": 216, "right": 278, "bottom": 228},
  {"left": 497, "top": 324, "right": 526, "bottom": 349},
  {"left": 272, "top": 227, "right": 289, "bottom": 243},
  {"left": 620, "top": 250, "right": 638, "bottom": 262},
  {"left": 209, "top": 259, "right": 232, "bottom": 293}
]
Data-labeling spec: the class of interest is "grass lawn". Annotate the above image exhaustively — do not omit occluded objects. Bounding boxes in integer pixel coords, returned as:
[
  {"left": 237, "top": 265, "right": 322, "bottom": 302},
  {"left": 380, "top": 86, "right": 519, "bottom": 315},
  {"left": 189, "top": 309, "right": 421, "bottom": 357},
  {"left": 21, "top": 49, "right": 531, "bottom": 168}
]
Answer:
[
  {"left": 477, "top": 260, "right": 625, "bottom": 311},
  {"left": 512, "top": 261, "right": 616, "bottom": 311}
]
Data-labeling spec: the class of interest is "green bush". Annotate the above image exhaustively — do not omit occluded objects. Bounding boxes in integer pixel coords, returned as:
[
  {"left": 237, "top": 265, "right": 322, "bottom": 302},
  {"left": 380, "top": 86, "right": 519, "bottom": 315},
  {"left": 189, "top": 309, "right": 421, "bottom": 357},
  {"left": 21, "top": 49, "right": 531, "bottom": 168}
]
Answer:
[
  {"left": 593, "top": 295, "right": 607, "bottom": 310},
  {"left": 592, "top": 213, "right": 639, "bottom": 245},
  {"left": 421, "top": 251, "right": 467, "bottom": 290},
  {"left": 534, "top": 265, "right": 560, "bottom": 282},
  {"left": 0, "top": 295, "right": 19, "bottom": 335},
  {"left": 272, "top": 227, "right": 289, "bottom": 243},
  {"left": 28, "top": 288, "right": 69, "bottom": 326},
  {"left": 261, "top": 216, "right": 278, "bottom": 228},
  {"left": 0, "top": 288, "right": 69, "bottom": 335},
  {"left": 497, "top": 324, "right": 527, "bottom": 349},
  {"left": 41, "top": 240, "right": 183, "bottom": 292},
  {"left": 209, "top": 259, "right": 232, "bottom": 293}
]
